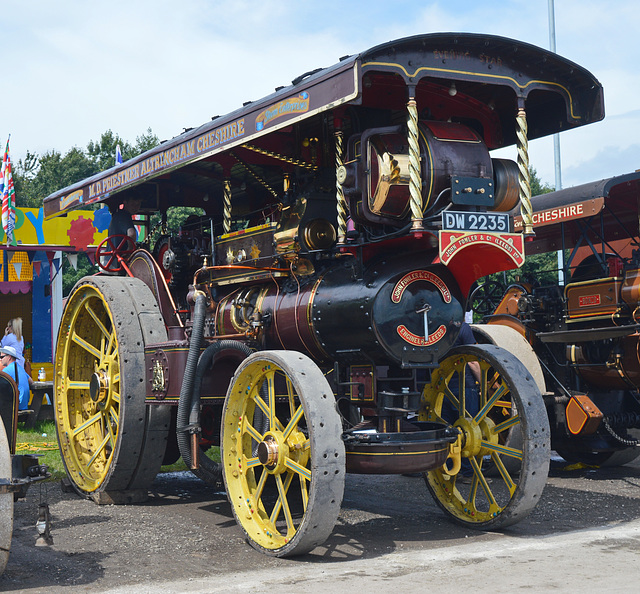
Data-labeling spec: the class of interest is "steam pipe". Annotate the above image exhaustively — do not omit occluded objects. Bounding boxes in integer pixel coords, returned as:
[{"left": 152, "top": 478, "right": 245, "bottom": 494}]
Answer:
[{"left": 177, "top": 290, "right": 207, "bottom": 469}]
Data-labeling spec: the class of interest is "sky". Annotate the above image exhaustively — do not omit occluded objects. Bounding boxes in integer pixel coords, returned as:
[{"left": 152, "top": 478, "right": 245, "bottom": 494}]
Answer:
[{"left": 2, "top": 0, "right": 639, "bottom": 190}]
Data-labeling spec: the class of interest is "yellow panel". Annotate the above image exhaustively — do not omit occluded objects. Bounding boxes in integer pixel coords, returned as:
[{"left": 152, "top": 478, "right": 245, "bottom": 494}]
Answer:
[
  {"left": 0, "top": 207, "right": 108, "bottom": 247},
  {"left": 7, "top": 252, "right": 32, "bottom": 281}
]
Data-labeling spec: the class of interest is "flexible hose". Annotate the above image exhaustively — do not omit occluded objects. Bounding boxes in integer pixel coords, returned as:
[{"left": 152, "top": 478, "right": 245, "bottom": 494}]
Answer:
[
  {"left": 177, "top": 291, "right": 207, "bottom": 468},
  {"left": 188, "top": 340, "right": 253, "bottom": 483},
  {"left": 189, "top": 340, "right": 253, "bottom": 428}
]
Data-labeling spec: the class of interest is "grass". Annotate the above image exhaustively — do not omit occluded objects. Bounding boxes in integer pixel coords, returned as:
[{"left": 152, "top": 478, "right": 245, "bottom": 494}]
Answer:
[
  {"left": 16, "top": 420, "right": 65, "bottom": 480},
  {"left": 16, "top": 420, "right": 194, "bottom": 482}
]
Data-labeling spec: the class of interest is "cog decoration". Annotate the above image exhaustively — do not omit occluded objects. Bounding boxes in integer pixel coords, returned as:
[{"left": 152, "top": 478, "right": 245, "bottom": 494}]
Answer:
[
  {"left": 93, "top": 206, "right": 112, "bottom": 233},
  {"left": 67, "top": 217, "right": 96, "bottom": 252}
]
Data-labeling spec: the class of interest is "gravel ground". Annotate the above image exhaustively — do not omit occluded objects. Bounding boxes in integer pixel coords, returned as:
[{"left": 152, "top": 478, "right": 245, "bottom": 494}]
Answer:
[{"left": 2, "top": 455, "right": 640, "bottom": 592}]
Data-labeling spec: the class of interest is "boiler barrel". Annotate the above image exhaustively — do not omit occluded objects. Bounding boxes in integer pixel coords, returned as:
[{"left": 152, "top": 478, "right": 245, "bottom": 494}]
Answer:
[{"left": 254, "top": 252, "right": 466, "bottom": 366}]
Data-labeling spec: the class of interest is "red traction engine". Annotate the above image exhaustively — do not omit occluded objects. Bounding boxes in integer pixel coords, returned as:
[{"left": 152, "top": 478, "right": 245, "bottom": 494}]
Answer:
[{"left": 43, "top": 33, "right": 604, "bottom": 556}]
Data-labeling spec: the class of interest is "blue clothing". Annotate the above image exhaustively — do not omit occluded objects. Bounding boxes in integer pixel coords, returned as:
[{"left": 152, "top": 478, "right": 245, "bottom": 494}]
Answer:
[
  {"left": 109, "top": 209, "right": 136, "bottom": 239},
  {"left": 454, "top": 322, "right": 475, "bottom": 347},
  {"left": 4, "top": 361, "right": 31, "bottom": 410},
  {"left": 1, "top": 333, "right": 25, "bottom": 368}
]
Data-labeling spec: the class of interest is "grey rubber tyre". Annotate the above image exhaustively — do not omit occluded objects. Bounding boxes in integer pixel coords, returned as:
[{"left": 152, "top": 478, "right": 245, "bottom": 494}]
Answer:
[
  {"left": 471, "top": 324, "right": 546, "bottom": 393},
  {"left": 422, "top": 344, "right": 550, "bottom": 529},
  {"left": 222, "top": 350, "right": 345, "bottom": 557}
]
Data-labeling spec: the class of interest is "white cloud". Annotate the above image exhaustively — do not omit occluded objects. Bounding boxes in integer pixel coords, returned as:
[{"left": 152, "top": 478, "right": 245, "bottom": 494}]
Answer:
[{"left": 3, "top": 0, "right": 639, "bottom": 191}]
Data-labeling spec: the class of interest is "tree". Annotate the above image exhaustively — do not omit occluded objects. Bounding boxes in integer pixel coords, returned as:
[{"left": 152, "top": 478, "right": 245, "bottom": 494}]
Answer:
[
  {"left": 87, "top": 130, "right": 129, "bottom": 171},
  {"left": 14, "top": 147, "right": 95, "bottom": 207},
  {"left": 502, "top": 166, "right": 558, "bottom": 286},
  {"left": 135, "top": 128, "right": 160, "bottom": 154},
  {"left": 62, "top": 254, "right": 97, "bottom": 296},
  {"left": 530, "top": 167, "right": 555, "bottom": 197},
  {"left": 11, "top": 129, "right": 162, "bottom": 294},
  {"left": 13, "top": 128, "right": 161, "bottom": 207}
]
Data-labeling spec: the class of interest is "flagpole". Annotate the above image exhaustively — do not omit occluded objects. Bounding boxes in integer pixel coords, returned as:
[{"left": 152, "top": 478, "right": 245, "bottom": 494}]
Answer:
[
  {"left": 548, "top": 0, "right": 564, "bottom": 285},
  {"left": 1, "top": 134, "right": 15, "bottom": 246}
]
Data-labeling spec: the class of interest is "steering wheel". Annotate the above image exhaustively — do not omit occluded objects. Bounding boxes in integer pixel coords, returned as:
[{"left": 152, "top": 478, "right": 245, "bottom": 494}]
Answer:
[
  {"left": 96, "top": 235, "right": 137, "bottom": 273},
  {"left": 468, "top": 280, "right": 505, "bottom": 316}
]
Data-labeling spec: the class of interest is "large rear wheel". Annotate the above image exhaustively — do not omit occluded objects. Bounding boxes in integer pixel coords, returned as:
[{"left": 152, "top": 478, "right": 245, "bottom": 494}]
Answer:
[
  {"left": 54, "top": 277, "right": 170, "bottom": 502},
  {"left": 222, "top": 351, "right": 345, "bottom": 557},
  {"left": 421, "top": 344, "right": 549, "bottom": 529}
]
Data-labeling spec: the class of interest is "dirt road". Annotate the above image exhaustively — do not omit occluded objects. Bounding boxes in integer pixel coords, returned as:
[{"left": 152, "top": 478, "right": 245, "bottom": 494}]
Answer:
[{"left": 2, "top": 456, "right": 640, "bottom": 592}]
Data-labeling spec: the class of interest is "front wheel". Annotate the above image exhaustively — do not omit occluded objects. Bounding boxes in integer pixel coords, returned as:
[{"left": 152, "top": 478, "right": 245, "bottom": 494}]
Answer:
[
  {"left": 222, "top": 351, "right": 345, "bottom": 557},
  {"left": 421, "top": 344, "right": 550, "bottom": 529}
]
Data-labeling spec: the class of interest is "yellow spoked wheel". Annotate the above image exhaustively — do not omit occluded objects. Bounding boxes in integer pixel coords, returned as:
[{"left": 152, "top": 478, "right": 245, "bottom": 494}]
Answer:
[
  {"left": 54, "top": 276, "right": 170, "bottom": 500},
  {"left": 0, "top": 417, "right": 12, "bottom": 575},
  {"left": 421, "top": 344, "right": 549, "bottom": 529},
  {"left": 222, "top": 351, "right": 345, "bottom": 557}
]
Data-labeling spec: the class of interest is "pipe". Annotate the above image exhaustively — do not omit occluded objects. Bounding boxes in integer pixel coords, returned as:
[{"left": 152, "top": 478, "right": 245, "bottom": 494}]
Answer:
[
  {"left": 187, "top": 340, "right": 254, "bottom": 480},
  {"left": 177, "top": 290, "right": 207, "bottom": 469}
]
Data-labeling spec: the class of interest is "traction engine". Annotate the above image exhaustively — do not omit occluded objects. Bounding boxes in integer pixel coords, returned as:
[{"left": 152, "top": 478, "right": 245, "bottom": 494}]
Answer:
[{"left": 44, "top": 33, "right": 604, "bottom": 556}]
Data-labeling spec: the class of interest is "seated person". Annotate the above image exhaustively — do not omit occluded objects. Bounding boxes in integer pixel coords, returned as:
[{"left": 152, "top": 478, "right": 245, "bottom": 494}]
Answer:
[
  {"left": 102, "top": 197, "right": 143, "bottom": 271},
  {"left": 0, "top": 345, "right": 31, "bottom": 410},
  {"left": 109, "top": 197, "right": 142, "bottom": 240},
  {"left": 1, "top": 317, "right": 25, "bottom": 368}
]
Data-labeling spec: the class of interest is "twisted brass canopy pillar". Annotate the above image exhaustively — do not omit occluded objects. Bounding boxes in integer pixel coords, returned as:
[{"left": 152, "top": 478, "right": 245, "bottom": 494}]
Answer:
[
  {"left": 516, "top": 105, "right": 534, "bottom": 236},
  {"left": 407, "top": 96, "right": 423, "bottom": 232},
  {"left": 334, "top": 130, "right": 347, "bottom": 244}
]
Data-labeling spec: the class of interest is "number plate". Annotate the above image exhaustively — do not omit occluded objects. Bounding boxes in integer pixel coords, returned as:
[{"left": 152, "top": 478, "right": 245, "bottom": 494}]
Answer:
[{"left": 442, "top": 211, "right": 510, "bottom": 232}]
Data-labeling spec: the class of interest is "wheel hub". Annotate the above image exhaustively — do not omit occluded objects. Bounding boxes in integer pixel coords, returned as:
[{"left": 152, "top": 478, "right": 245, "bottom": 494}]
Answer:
[
  {"left": 256, "top": 431, "right": 289, "bottom": 474},
  {"left": 454, "top": 417, "right": 483, "bottom": 457},
  {"left": 89, "top": 370, "right": 109, "bottom": 408},
  {"left": 257, "top": 436, "right": 279, "bottom": 467},
  {"left": 478, "top": 418, "right": 499, "bottom": 456}
]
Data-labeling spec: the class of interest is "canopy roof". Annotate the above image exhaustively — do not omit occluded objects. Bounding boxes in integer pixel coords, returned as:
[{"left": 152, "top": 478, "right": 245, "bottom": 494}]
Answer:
[{"left": 44, "top": 32, "right": 604, "bottom": 220}]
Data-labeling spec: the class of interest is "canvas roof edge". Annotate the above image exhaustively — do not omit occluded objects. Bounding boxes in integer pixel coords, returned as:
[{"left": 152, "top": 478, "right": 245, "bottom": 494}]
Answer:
[{"left": 42, "top": 53, "right": 360, "bottom": 220}]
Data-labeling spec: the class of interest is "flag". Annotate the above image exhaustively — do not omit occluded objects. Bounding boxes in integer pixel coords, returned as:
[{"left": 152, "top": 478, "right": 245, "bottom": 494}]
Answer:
[
  {"left": 115, "top": 144, "right": 123, "bottom": 166},
  {"left": 0, "top": 137, "right": 16, "bottom": 246}
]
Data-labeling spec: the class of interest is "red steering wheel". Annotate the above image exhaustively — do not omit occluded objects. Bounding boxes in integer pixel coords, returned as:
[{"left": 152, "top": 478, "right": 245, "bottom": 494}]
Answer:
[{"left": 96, "top": 235, "right": 137, "bottom": 273}]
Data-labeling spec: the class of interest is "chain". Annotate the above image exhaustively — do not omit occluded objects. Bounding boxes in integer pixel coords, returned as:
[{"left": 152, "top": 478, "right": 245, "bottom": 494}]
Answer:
[{"left": 602, "top": 416, "right": 640, "bottom": 447}]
